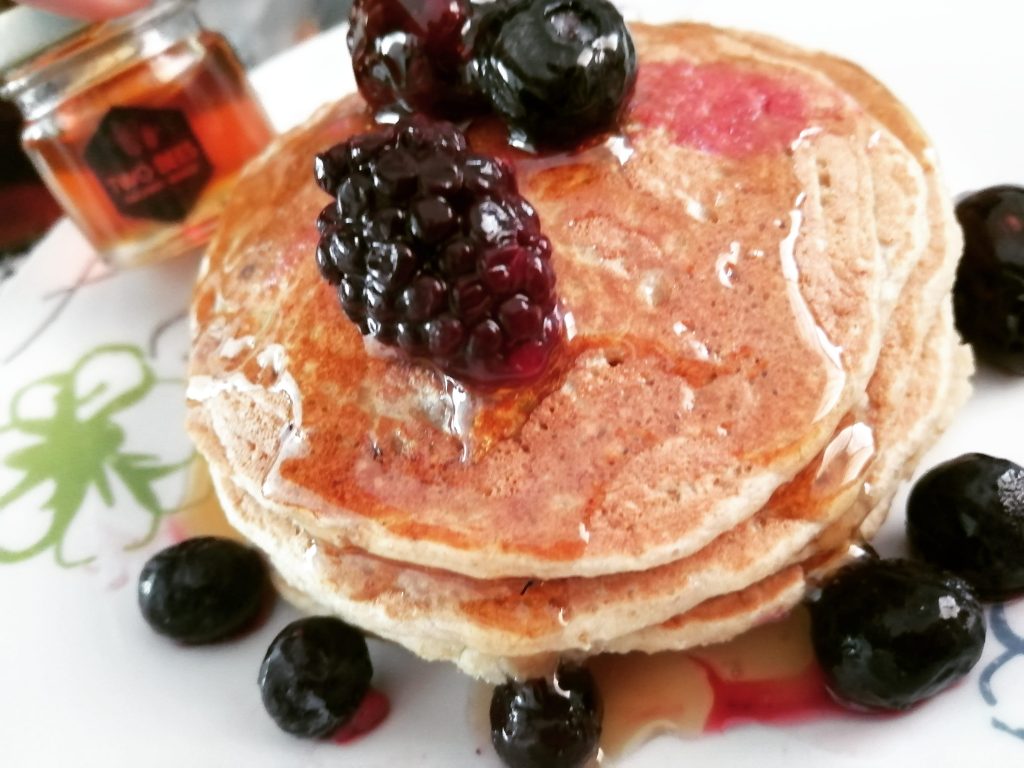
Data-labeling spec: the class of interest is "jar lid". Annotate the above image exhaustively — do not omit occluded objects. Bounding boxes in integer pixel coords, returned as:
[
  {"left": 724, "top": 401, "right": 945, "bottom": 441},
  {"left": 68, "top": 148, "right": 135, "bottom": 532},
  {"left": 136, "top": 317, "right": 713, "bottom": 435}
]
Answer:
[{"left": 0, "top": 7, "right": 89, "bottom": 74}]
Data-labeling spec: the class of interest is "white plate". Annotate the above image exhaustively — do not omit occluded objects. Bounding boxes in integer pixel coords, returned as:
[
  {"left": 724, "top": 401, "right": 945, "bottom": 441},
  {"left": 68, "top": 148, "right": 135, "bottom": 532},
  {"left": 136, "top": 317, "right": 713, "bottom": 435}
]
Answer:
[{"left": 2, "top": 2, "right": 1023, "bottom": 766}]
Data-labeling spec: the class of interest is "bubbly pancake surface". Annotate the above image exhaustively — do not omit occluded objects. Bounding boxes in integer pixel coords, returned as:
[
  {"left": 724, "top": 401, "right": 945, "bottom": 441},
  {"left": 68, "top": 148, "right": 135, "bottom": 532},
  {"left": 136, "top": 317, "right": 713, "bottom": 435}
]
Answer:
[{"left": 188, "top": 23, "right": 910, "bottom": 580}]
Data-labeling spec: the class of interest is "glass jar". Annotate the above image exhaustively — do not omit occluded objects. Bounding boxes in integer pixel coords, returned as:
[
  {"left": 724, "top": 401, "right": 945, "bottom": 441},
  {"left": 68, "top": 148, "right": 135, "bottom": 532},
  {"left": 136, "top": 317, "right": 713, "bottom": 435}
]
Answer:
[{"left": 0, "top": 2, "right": 275, "bottom": 267}]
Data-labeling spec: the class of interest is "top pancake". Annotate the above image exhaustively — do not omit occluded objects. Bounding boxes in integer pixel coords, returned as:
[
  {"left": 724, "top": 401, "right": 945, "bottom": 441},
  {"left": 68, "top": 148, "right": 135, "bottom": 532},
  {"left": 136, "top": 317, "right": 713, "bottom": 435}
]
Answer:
[{"left": 187, "top": 23, "right": 922, "bottom": 579}]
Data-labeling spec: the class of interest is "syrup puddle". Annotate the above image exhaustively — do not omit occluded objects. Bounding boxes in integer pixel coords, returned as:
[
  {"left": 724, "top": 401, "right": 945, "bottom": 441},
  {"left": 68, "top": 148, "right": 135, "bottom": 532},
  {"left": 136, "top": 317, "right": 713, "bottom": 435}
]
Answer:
[
  {"left": 588, "top": 608, "right": 838, "bottom": 759},
  {"left": 169, "top": 459, "right": 242, "bottom": 541},
  {"left": 590, "top": 651, "right": 713, "bottom": 754},
  {"left": 589, "top": 610, "right": 835, "bottom": 761},
  {"left": 469, "top": 608, "right": 841, "bottom": 764}
]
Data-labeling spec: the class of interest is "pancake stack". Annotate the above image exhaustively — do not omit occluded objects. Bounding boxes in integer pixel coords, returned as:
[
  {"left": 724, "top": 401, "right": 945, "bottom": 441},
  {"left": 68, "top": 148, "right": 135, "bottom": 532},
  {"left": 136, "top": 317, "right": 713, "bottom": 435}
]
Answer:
[{"left": 186, "top": 23, "right": 972, "bottom": 682}]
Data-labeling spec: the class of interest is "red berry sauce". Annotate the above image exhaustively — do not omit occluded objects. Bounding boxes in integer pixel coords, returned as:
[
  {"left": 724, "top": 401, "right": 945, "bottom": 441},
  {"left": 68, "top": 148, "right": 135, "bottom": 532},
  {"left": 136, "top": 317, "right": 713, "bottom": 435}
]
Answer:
[
  {"left": 332, "top": 689, "right": 392, "bottom": 744},
  {"left": 630, "top": 61, "right": 811, "bottom": 157},
  {"left": 700, "top": 659, "right": 841, "bottom": 732}
]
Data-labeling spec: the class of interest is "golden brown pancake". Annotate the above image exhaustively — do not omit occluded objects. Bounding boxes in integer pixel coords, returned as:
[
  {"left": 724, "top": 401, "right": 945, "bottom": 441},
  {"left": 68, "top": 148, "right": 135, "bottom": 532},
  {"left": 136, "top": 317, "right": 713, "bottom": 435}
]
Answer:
[
  {"left": 729, "top": 26, "right": 973, "bottom": 542},
  {"left": 616, "top": 308, "right": 969, "bottom": 657},
  {"left": 199, "top": 222, "right": 962, "bottom": 675},
  {"left": 186, "top": 22, "right": 970, "bottom": 681},
  {"left": 202, "top": 293, "right": 960, "bottom": 681},
  {"left": 187, "top": 23, "right": 918, "bottom": 581}
]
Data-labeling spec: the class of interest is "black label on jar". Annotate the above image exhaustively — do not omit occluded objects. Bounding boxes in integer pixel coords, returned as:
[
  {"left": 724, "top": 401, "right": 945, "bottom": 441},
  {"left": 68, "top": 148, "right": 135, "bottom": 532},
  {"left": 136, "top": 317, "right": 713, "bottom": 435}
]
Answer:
[{"left": 84, "top": 107, "right": 212, "bottom": 223}]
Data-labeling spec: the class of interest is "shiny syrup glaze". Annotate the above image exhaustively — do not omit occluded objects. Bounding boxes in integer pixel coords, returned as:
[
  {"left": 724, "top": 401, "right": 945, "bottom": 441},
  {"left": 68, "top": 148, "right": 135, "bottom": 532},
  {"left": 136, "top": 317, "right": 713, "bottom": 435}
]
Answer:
[{"left": 272, "top": 411, "right": 876, "bottom": 652}]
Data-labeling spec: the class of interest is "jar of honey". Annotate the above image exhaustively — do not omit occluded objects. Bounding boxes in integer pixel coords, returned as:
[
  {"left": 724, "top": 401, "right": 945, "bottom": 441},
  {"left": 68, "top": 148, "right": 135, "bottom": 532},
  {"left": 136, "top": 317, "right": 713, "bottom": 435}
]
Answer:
[{"left": 0, "top": 1, "right": 275, "bottom": 267}]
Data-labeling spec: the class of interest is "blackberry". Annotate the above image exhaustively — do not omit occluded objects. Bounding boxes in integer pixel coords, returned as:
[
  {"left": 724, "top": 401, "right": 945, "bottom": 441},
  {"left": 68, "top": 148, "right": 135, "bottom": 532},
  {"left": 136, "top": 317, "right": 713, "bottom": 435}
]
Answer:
[
  {"left": 809, "top": 558, "right": 986, "bottom": 711},
  {"left": 348, "top": 0, "right": 484, "bottom": 119},
  {"left": 907, "top": 453, "right": 1024, "bottom": 601},
  {"left": 137, "top": 537, "right": 270, "bottom": 644},
  {"left": 490, "top": 665, "right": 602, "bottom": 768},
  {"left": 258, "top": 617, "right": 373, "bottom": 738},
  {"left": 471, "top": 0, "right": 637, "bottom": 148},
  {"left": 315, "top": 116, "right": 561, "bottom": 388},
  {"left": 953, "top": 185, "right": 1024, "bottom": 374}
]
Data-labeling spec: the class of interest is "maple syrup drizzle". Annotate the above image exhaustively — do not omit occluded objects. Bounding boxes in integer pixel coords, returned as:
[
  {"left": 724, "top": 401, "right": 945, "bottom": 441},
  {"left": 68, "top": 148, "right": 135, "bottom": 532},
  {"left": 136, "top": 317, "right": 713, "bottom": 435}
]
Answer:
[{"left": 168, "top": 459, "right": 241, "bottom": 541}]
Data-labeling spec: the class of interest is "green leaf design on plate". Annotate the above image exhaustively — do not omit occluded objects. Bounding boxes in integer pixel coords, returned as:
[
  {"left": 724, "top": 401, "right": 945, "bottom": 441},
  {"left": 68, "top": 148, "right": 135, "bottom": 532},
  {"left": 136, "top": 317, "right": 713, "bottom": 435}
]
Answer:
[{"left": 0, "top": 344, "right": 192, "bottom": 567}]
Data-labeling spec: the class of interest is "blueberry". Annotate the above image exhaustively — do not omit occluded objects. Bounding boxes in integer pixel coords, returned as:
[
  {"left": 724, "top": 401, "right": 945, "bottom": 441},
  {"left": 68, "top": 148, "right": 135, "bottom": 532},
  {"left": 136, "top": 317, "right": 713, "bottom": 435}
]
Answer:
[
  {"left": 953, "top": 185, "right": 1024, "bottom": 374},
  {"left": 258, "top": 617, "right": 373, "bottom": 738},
  {"left": 490, "top": 665, "right": 602, "bottom": 768},
  {"left": 809, "top": 558, "right": 986, "bottom": 711},
  {"left": 138, "top": 537, "right": 270, "bottom": 644},
  {"left": 472, "top": 0, "right": 637, "bottom": 148},
  {"left": 907, "top": 453, "right": 1024, "bottom": 601}
]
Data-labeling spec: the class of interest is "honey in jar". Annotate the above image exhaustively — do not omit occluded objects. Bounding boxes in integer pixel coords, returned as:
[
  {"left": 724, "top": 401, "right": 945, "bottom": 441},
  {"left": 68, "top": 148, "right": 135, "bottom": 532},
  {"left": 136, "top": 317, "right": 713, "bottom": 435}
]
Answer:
[{"left": 0, "top": 1, "right": 274, "bottom": 267}]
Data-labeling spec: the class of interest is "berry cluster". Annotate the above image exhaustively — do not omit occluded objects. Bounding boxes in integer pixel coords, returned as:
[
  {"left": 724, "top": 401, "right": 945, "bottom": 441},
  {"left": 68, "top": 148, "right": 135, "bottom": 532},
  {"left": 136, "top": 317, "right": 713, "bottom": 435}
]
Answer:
[
  {"left": 347, "top": 0, "right": 637, "bottom": 149},
  {"left": 138, "top": 538, "right": 379, "bottom": 741},
  {"left": 315, "top": 116, "right": 560, "bottom": 387}
]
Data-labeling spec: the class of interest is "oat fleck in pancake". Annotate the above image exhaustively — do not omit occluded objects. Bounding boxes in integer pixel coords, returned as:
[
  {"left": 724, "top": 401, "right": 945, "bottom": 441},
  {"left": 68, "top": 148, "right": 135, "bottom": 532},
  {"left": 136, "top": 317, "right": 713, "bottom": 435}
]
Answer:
[{"left": 186, "top": 22, "right": 971, "bottom": 681}]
